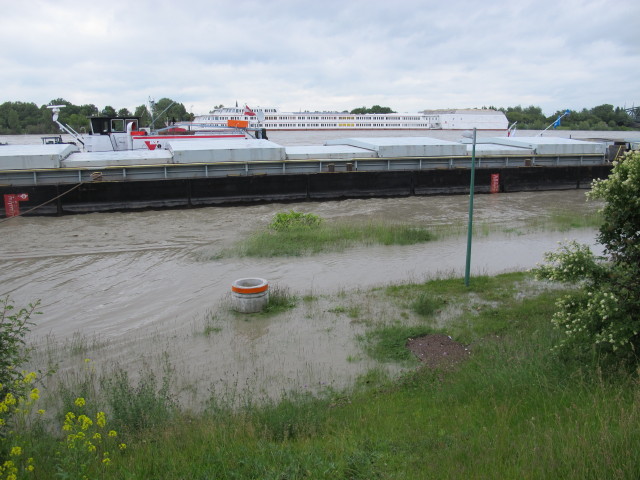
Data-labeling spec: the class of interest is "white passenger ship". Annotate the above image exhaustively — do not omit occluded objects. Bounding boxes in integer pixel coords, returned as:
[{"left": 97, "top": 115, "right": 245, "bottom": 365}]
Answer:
[{"left": 188, "top": 106, "right": 509, "bottom": 131}]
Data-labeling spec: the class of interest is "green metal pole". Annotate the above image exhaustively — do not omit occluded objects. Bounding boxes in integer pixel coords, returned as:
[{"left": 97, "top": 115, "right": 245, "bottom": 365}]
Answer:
[{"left": 464, "top": 128, "right": 477, "bottom": 287}]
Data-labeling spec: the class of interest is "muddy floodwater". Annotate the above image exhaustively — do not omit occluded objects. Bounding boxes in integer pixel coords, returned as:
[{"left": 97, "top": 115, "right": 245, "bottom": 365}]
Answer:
[{"left": 1, "top": 190, "right": 602, "bottom": 406}]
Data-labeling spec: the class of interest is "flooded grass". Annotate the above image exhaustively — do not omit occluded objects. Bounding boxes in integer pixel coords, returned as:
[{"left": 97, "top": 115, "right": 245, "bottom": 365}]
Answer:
[
  {"left": 200, "top": 311, "right": 223, "bottom": 336},
  {"left": 233, "top": 221, "right": 436, "bottom": 257},
  {"left": 261, "top": 285, "right": 298, "bottom": 315},
  {"left": 211, "top": 201, "right": 601, "bottom": 259},
  {"left": 431, "top": 208, "right": 602, "bottom": 240},
  {"left": 18, "top": 271, "right": 640, "bottom": 478}
]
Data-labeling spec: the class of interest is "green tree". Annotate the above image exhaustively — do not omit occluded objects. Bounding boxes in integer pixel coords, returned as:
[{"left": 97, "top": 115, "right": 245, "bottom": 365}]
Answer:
[
  {"left": 78, "top": 104, "right": 99, "bottom": 117},
  {"left": 7, "top": 109, "right": 20, "bottom": 132},
  {"left": 117, "top": 107, "right": 132, "bottom": 117},
  {"left": 534, "top": 150, "right": 640, "bottom": 364},
  {"left": 370, "top": 105, "right": 394, "bottom": 114},
  {"left": 134, "top": 98, "right": 190, "bottom": 129},
  {"left": 134, "top": 104, "right": 152, "bottom": 127},
  {"left": 0, "top": 101, "right": 51, "bottom": 134},
  {"left": 153, "top": 98, "right": 189, "bottom": 125},
  {"left": 67, "top": 113, "right": 90, "bottom": 132},
  {"left": 591, "top": 104, "right": 616, "bottom": 124},
  {"left": 101, "top": 106, "right": 117, "bottom": 117},
  {"left": 350, "top": 106, "right": 368, "bottom": 114},
  {"left": 349, "top": 105, "right": 395, "bottom": 114}
]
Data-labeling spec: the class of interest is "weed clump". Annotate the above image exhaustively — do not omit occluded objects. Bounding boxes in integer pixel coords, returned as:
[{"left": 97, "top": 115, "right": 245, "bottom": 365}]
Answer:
[{"left": 269, "top": 210, "right": 322, "bottom": 231}]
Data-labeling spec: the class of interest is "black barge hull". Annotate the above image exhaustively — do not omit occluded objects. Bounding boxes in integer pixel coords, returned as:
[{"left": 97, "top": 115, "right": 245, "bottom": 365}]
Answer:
[{"left": 1, "top": 165, "right": 612, "bottom": 216}]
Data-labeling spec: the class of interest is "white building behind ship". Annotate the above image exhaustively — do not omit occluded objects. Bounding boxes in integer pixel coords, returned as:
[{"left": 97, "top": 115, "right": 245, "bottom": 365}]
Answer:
[{"left": 423, "top": 109, "right": 509, "bottom": 130}]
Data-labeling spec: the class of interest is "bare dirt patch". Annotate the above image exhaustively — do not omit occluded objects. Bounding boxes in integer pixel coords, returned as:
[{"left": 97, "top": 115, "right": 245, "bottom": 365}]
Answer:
[{"left": 406, "top": 334, "right": 470, "bottom": 369}]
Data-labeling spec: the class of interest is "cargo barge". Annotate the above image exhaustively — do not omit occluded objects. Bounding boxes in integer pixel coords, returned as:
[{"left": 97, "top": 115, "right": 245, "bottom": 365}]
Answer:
[
  {"left": 1, "top": 135, "right": 611, "bottom": 217},
  {"left": 0, "top": 110, "right": 611, "bottom": 217}
]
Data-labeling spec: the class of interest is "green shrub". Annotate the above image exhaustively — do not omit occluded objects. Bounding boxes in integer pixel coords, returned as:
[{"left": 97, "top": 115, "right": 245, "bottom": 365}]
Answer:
[
  {"left": 534, "top": 151, "right": 640, "bottom": 364},
  {"left": 0, "top": 297, "right": 40, "bottom": 394},
  {"left": 269, "top": 210, "right": 322, "bottom": 231}
]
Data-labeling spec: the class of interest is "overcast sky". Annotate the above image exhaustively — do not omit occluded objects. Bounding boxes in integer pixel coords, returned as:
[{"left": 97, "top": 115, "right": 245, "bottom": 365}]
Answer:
[{"left": 1, "top": 0, "right": 638, "bottom": 116}]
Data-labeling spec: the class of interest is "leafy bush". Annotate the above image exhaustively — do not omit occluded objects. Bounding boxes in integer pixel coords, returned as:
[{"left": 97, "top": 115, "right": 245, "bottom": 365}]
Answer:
[
  {"left": 534, "top": 151, "right": 640, "bottom": 363},
  {"left": 0, "top": 297, "right": 40, "bottom": 394},
  {"left": 269, "top": 210, "right": 322, "bottom": 231}
]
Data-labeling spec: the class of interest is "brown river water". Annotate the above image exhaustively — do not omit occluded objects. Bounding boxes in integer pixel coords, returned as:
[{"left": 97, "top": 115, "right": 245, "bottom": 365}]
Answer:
[
  {"left": 1, "top": 128, "right": 616, "bottom": 406},
  {"left": 0, "top": 188, "right": 603, "bottom": 406}
]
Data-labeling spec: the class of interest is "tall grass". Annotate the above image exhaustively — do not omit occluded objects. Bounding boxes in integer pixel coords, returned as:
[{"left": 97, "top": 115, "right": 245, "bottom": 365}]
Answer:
[
  {"left": 236, "top": 221, "right": 435, "bottom": 257},
  {"left": 525, "top": 209, "right": 603, "bottom": 232},
  {"left": 229, "top": 209, "right": 600, "bottom": 258}
]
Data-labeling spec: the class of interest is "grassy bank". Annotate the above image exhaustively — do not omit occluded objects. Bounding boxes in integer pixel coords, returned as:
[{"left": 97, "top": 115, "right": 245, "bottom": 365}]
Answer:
[{"left": 8, "top": 272, "right": 640, "bottom": 478}]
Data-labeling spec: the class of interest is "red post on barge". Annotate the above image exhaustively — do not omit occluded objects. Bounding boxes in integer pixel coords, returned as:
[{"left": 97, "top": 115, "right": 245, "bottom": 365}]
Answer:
[
  {"left": 3, "top": 193, "right": 29, "bottom": 217},
  {"left": 490, "top": 174, "right": 500, "bottom": 194}
]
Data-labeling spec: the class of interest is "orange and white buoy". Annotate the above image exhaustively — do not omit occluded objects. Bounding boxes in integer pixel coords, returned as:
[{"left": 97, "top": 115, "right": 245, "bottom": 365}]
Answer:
[{"left": 231, "top": 278, "right": 269, "bottom": 313}]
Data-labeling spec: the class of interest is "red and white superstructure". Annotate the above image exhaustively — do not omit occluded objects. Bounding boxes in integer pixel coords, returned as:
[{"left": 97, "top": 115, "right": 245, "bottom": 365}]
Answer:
[{"left": 47, "top": 105, "right": 254, "bottom": 153}]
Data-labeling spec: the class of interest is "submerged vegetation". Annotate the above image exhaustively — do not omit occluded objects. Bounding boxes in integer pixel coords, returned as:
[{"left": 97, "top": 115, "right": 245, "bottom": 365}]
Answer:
[
  {"left": 217, "top": 205, "right": 600, "bottom": 259},
  {"left": 233, "top": 210, "right": 435, "bottom": 257}
]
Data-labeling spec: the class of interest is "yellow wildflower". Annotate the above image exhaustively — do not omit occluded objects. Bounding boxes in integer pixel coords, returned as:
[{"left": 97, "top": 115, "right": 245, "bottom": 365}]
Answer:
[
  {"left": 74, "top": 397, "right": 86, "bottom": 407},
  {"left": 30, "top": 388, "right": 40, "bottom": 401},
  {"left": 37, "top": 409, "right": 46, "bottom": 415},
  {"left": 78, "top": 414, "right": 93, "bottom": 430},
  {"left": 96, "top": 411, "right": 106, "bottom": 428},
  {"left": 119, "top": 443, "right": 127, "bottom": 450},
  {"left": 9, "top": 446, "right": 22, "bottom": 456},
  {"left": 108, "top": 430, "right": 117, "bottom": 438}
]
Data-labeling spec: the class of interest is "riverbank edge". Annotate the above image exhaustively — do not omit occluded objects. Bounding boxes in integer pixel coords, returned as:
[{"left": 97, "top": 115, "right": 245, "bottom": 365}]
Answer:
[{"left": 12, "top": 271, "right": 640, "bottom": 478}]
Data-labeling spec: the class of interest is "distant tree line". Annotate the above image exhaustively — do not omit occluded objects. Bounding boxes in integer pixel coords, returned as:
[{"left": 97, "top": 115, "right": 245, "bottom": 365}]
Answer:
[
  {"left": 350, "top": 105, "right": 396, "bottom": 114},
  {"left": 347, "top": 104, "right": 636, "bottom": 130},
  {"left": 0, "top": 98, "right": 193, "bottom": 135},
  {"left": 488, "top": 104, "right": 636, "bottom": 130},
  {"left": 0, "top": 99, "right": 635, "bottom": 135}
]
